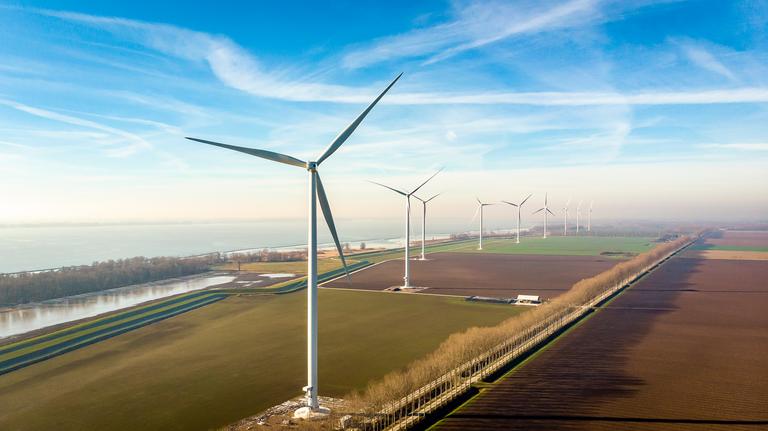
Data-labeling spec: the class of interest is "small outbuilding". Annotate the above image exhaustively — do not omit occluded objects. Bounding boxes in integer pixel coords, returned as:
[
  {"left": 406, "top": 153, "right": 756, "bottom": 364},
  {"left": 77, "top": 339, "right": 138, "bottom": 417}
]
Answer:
[{"left": 515, "top": 294, "right": 541, "bottom": 305}]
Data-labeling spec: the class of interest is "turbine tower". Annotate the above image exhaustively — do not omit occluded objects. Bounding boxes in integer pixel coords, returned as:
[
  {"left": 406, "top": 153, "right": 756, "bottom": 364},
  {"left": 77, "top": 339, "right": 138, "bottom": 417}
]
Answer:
[
  {"left": 576, "top": 200, "right": 583, "bottom": 234},
  {"left": 186, "top": 73, "right": 402, "bottom": 418},
  {"left": 533, "top": 193, "right": 555, "bottom": 239},
  {"left": 588, "top": 200, "right": 593, "bottom": 232},
  {"left": 413, "top": 193, "right": 441, "bottom": 260},
  {"left": 502, "top": 193, "right": 532, "bottom": 244},
  {"left": 473, "top": 198, "right": 495, "bottom": 250},
  {"left": 370, "top": 169, "right": 442, "bottom": 287},
  {"left": 562, "top": 198, "right": 571, "bottom": 236}
]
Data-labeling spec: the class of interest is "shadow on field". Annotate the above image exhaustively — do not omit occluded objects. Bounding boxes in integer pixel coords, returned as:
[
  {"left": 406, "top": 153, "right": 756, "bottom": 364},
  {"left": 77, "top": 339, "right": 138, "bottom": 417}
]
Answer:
[{"left": 436, "top": 257, "right": 706, "bottom": 431}]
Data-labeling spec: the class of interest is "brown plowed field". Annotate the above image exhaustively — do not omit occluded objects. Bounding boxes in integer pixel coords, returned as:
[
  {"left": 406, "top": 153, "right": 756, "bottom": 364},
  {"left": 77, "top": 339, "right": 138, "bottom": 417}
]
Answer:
[
  {"left": 436, "top": 257, "right": 768, "bottom": 431},
  {"left": 323, "top": 252, "right": 617, "bottom": 299},
  {"left": 706, "top": 230, "right": 768, "bottom": 248}
]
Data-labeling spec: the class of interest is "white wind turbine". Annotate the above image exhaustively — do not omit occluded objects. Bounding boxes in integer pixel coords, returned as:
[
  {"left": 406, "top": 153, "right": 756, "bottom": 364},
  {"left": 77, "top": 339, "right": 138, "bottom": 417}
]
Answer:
[
  {"left": 473, "top": 198, "right": 496, "bottom": 250},
  {"left": 186, "top": 73, "right": 402, "bottom": 418},
  {"left": 588, "top": 200, "right": 594, "bottom": 232},
  {"left": 502, "top": 193, "right": 532, "bottom": 244},
  {"left": 576, "top": 200, "right": 583, "bottom": 234},
  {"left": 370, "top": 169, "right": 442, "bottom": 287},
  {"left": 562, "top": 197, "right": 571, "bottom": 236},
  {"left": 413, "top": 193, "right": 441, "bottom": 260},
  {"left": 533, "top": 193, "right": 556, "bottom": 239}
]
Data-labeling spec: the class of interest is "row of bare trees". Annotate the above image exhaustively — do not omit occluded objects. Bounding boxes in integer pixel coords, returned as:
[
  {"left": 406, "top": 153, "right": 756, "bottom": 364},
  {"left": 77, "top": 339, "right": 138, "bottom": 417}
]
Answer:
[
  {"left": 227, "top": 249, "right": 307, "bottom": 263},
  {"left": 0, "top": 255, "right": 222, "bottom": 306},
  {"left": 341, "top": 235, "right": 690, "bottom": 423}
]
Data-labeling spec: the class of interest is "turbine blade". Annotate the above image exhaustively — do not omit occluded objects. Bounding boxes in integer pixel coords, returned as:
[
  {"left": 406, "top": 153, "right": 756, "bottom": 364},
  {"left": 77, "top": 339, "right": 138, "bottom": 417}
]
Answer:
[
  {"left": 476, "top": 197, "right": 482, "bottom": 205},
  {"left": 368, "top": 180, "right": 407, "bottom": 196},
  {"left": 533, "top": 208, "right": 544, "bottom": 214},
  {"left": 315, "top": 173, "right": 349, "bottom": 278},
  {"left": 412, "top": 194, "right": 425, "bottom": 203},
  {"left": 425, "top": 193, "right": 441, "bottom": 203},
  {"left": 520, "top": 194, "right": 532, "bottom": 206},
  {"left": 186, "top": 137, "right": 305, "bottom": 168},
  {"left": 471, "top": 204, "right": 481, "bottom": 223},
  {"left": 502, "top": 200, "right": 518, "bottom": 207},
  {"left": 547, "top": 208, "right": 556, "bottom": 216},
  {"left": 410, "top": 168, "right": 443, "bottom": 195},
  {"left": 316, "top": 73, "right": 403, "bottom": 165}
]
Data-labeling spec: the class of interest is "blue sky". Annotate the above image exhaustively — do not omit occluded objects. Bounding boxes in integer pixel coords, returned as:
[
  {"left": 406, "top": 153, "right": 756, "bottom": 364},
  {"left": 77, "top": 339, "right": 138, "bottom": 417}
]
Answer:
[{"left": 0, "top": 0, "right": 766, "bottom": 225}]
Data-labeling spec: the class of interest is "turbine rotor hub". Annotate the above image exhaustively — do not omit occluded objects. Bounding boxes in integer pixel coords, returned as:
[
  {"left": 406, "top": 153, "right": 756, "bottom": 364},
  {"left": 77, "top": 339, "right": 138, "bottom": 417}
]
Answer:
[{"left": 307, "top": 161, "right": 318, "bottom": 171}]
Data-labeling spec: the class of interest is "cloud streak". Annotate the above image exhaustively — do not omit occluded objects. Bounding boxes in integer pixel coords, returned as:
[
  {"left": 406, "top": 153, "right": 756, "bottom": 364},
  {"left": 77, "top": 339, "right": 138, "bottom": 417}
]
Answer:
[
  {"left": 678, "top": 41, "right": 736, "bottom": 81},
  {"left": 32, "top": 7, "right": 768, "bottom": 108},
  {"left": 342, "top": 0, "right": 605, "bottom": 68}
]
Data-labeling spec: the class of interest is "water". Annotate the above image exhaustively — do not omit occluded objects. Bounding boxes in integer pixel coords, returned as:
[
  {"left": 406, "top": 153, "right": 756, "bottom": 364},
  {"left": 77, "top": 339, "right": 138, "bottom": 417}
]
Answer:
[
  {"left": 0, "top": 219, "right": 464, "bottom": 274},
  {"left": 0, "top": 275, "right": 235, "bottom": 338}
]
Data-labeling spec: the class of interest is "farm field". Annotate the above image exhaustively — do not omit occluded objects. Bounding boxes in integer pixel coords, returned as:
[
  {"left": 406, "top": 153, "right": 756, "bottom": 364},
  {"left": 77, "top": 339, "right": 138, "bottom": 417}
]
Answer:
[
  {"left": 0, "top": 289, "right": 522, "bottom": 431},
  {"left": 427, "top": 236, "right": 657, "bottom": 257},
  {"left": 324, "top": 252, "right": 618, "bottom": 299},
  {"left": 434, "top": 237, "right": 768, "bottom": 430},
  {"left": 689, "top": 229, "right": 768, "bottom": 252}
]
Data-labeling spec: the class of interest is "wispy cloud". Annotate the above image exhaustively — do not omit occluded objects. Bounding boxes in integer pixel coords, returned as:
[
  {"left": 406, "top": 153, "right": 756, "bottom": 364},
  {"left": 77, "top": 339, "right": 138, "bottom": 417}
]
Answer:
[
  {"left": 345, "top": 0, "right": 609, "bottom": 68},
  {"left": 700, "top": 143, "right": 768, "bottom": 151},
  {"left": 0, "top": 99, "right": 151, "bottom": 157},
  {"left": 677, "top": 40, "right": 736, "bottom": 81},
  {"left": 31, "top": 7, "right": 768, "bottom": 108}
]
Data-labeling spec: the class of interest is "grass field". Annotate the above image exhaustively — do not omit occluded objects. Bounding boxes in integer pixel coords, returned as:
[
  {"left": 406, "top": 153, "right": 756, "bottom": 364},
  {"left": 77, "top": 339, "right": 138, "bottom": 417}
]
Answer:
[
  {"left": 0, "top": 289, "right": 523, "bottom": 431},
  {"left": 214, "top": 257, "right": 349, "bottom": 274},
  {"left": 426, "top": 236, "right": 656, "bottom": 257}
]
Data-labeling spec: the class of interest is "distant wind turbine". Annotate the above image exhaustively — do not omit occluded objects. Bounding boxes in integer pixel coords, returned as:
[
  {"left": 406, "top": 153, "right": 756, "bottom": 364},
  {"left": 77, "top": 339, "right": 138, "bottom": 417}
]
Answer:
[
  {"left": 562, "top": 198, "right": 571, "bottom": 236},
  {"left": 186, "top": 73, "right": 402, "bottom": 418},
  {"left": 370, "top": 169, "right": 442, "bottom": 287},
  {"left": 588, "top": 200, "right": 593, "bottom": 232},
  {"left": 533, "top": 193, "right": 556, "bottom": 239},
  {"left": 502, "top": 193, "right": 532, "bottom": 244},
  {"left": 413, "top": 193, "right": 441, "bottom": 260},
  {"left": 473, "top": 198, "right": 496, "bottom": 250},
  {"left": 576, "top": 200, "right": 583, "bottom": 234}
]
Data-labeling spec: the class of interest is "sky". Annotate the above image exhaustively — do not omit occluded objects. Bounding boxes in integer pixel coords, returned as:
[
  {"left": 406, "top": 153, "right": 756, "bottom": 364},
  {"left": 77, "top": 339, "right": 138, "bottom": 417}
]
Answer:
[{"left": 0, "top": 0, "right": 766, "bottom": 228}]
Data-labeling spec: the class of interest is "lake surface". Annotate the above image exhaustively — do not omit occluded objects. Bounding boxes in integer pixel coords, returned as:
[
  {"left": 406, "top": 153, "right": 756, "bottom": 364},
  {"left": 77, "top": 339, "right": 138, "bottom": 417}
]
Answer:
[
  {"left": 0, "top": 275, "right": 235, "bottom": 338},
  {"left": 0, "top": 219, "right": 462, "bottom": 273}
]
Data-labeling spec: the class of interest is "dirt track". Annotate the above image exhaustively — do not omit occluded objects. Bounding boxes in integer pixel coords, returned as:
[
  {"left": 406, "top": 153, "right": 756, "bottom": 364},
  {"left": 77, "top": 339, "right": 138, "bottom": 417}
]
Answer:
[
  {"left": 435, "top": 256, "right": 768, "bottom": 431},
  {"left": 323, "top": 252, "right": 617, "bottom": 299}
]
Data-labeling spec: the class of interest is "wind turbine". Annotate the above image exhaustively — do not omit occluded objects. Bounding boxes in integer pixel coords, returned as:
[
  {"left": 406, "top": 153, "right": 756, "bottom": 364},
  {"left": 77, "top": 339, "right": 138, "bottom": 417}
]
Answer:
[
  {"left": 588, "top": 200, "right": 593, "bottom": 232},
  {"left": 413, "top": 193, "right": 441, "bottom": 260},
  {"left": 562, "top": 198, "right": 571, "bottom": 236},
  {"left": 576, "top": 200, "right": 583, "bottom": 234},
  {"left": 502, "top": 194, "right": 532, "bottom": 244},
  {"left": 473, "top": 198, "right": 495, "bottom": 250},
  {"left": 370, "top": 169, "right": 442, "bottom": 287},
  {"left": 186, "top": 73, "right": 402, "bottom": 418},
  {"left": 533, "top": 193, "right": 555, "bottom": 239}
]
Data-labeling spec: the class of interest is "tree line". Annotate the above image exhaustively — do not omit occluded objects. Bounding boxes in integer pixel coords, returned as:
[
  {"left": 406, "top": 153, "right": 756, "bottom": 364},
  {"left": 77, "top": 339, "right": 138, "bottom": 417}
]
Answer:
[{"left": 0, "top": 255, "right": 222, "bottom": 306}]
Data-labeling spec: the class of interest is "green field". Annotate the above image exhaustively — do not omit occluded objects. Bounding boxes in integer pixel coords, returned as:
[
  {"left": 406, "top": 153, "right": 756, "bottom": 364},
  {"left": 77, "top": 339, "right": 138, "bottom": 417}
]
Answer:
[
  {"left": 426, "top": 236, "right": 656, "bottom": 257},
  {"left": 0, "top": 289, "right": 522, "bottom": 431}
]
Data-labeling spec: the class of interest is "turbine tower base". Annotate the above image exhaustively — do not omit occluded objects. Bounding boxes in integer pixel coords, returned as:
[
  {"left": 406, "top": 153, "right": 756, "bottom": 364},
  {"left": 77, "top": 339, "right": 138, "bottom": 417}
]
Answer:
[{"left": 294, "top": 406, "right": 331, "bottom": 420}]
